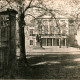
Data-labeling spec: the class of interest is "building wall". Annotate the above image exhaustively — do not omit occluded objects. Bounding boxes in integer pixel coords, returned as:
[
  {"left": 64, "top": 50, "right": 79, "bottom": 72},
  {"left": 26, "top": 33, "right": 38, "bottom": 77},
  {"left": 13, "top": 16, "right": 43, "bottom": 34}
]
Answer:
[
  {"left": 25, "top": 18, "right": 68, "bottom": 51},
  {"left": 68, "top": 18, "right": 79, "bottom": 46},
  {"left": 0, "top": 10, "right": 17, "bottom": 69},
  {"left": 0, "top": 14, "right": 9, "bottom": 66}
]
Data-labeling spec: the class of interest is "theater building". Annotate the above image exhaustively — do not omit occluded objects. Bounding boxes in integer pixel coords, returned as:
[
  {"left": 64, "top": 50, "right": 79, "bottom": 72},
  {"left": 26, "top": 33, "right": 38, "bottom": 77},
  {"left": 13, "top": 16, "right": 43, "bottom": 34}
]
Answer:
[{"left": 25, "top": 14, "right": 69, "bottom": 50}]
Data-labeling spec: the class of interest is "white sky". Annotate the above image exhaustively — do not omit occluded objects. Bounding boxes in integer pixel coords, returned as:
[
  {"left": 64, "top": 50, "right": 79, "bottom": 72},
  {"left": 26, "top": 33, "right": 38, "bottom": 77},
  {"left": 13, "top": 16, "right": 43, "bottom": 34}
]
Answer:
[
  {"left": 37, "top": 0, "right": 80, "bottom": 17},
  {"left": 0, "top": 0, "right": 80, "bottom": 45}
]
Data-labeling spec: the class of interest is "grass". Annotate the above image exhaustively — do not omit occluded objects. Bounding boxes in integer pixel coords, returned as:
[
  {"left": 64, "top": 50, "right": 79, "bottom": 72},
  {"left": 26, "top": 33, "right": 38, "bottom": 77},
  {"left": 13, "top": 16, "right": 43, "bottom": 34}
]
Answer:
[{"left": 1, "top": 54, "right": 80, "bottom": 79}]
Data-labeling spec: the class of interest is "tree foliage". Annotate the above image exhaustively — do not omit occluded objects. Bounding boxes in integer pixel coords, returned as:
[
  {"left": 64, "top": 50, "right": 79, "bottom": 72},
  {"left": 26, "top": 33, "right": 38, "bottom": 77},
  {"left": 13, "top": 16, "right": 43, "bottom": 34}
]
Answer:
[{"left": 0, "top": 0, "right": 58, "bottom": 64}]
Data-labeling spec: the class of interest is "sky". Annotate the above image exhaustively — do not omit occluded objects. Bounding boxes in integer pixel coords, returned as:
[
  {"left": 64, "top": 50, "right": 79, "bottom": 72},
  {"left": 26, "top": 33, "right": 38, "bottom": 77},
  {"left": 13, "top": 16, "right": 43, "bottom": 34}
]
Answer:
[
  {"left": 41, "top": 0, "right": 80, "bottom": 17},
  {"left": 0, "top": 0, "right": 80, "bottom": 16},
  {"left": 0, "top": 0, "right": 80, "bottom": 44},
  {"left": 29, "top": 0, "right": 80, "bottom": 45}
]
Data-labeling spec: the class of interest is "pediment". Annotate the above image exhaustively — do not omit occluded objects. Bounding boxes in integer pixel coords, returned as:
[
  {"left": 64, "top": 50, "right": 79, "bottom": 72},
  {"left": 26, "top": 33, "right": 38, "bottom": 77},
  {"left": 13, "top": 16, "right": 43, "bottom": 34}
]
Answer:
[{"left": 37, "top": 12, "right": 54, "bottom": 19}]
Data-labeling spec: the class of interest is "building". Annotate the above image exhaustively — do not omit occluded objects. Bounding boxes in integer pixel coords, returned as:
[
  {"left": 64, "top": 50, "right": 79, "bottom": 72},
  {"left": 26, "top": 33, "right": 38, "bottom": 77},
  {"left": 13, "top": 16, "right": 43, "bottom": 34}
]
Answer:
[
  {"left": 0, "top": 9, "right": 17, "bottom": 73},
  {"left": 69, "top": 18, "right": 77, "bottom": 35},
  {"left": 68, "top": 18, "right": 79, "bottom": 46},
  {"left": 25, "top": 13, "right": 69, "bottom": 52}
]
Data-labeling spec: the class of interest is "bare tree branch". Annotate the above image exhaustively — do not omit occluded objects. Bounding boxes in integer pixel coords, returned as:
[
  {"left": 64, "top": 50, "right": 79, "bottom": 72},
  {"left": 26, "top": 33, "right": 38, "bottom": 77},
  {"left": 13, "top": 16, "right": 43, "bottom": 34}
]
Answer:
[
  {"left": 76, "top": 12, "right": 80, "bottom": 19},
  {"left": 24, "top": 0, "right": 33, "bottom": 12},
  {"left": 28, "top": 5, "right": 61, "bottom": 31},
  {"left": 0, "top": 3, "right": 8, "bottom": 10},
  {"left": 29, "top": 5, "right": 55, "bottom": 17},
  {"left": 25, "top": 13, "right": 36, "bottom": 19},
  {"left": 37, "top": 12, "right": 47, "bottom": 18},
  {"left": 6, "top": 0, "right": 13, "bottom": 8}
]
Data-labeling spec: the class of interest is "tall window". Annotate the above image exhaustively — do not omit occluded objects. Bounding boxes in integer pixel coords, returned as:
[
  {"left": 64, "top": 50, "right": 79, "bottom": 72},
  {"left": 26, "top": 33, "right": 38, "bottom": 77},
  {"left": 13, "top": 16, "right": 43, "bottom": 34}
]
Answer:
[
  {"left": 38, "top": 20, "right": 42, "bottom": 34},
  {"left": 30, "top": 40, "right": 33, "bottom": 45},
  {"left": 30, "top": 29, "right": 33, "bottom": 36},
  {"left": 50, "top": 25, "right": 53, "bottom": 34},
  {"left": 42, "top": 38, "right": 46, "bottom": 46},
  {"left": 0, "top": 16, "right": 8, "bottom": 38},
  {"left": 47, "top": 38, "right": 52, "bottom": 46},
  {"left": 1, "top": 17, "right": 4, "bottom": 26},
  {"left": 0, "top": 16, "right": 9, "bottom": 27},
  {"left": 44, "top": 25, "right": 48, "bottom": 34},
  {"left": 43, "top": 20, "right": 48, "bottom": 34},
  {"left": 1, "top": 27, "right": 7, "bottom": 38}
]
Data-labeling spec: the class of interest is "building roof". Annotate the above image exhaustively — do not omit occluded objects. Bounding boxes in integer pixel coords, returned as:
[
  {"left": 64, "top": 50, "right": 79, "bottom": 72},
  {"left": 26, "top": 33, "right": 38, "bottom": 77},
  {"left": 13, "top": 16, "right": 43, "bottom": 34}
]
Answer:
[
  {"left": 35, "top": 11, "right": 69, "bottom": 20},
  {"left": 0, "top": 8, "right": 18, "bottom": 15}
]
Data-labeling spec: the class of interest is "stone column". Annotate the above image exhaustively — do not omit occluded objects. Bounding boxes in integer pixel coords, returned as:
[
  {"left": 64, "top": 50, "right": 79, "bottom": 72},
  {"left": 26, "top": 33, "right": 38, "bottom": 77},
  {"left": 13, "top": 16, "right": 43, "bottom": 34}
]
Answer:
[
  {"left": 59, "top": 38, "right": 61, "bottom": 47},
  {"left": 65, "top": 38, "right": 67, "bottom": 46},
  {"left": 46, "top": 38, "right": 47, "bottom": 46},
  {"left": 48, "top": 20, "right": 50, "bottom": 34},
  {"left": 52, "top": 38, "right": 53, "bottom": 46}
]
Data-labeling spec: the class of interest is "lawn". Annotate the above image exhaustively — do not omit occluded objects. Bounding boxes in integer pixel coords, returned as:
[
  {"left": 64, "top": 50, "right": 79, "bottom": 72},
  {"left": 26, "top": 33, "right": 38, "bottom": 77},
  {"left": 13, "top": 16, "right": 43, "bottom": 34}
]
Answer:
[{"left": 1, "top": 54, "right": 80, "bottom": 79}]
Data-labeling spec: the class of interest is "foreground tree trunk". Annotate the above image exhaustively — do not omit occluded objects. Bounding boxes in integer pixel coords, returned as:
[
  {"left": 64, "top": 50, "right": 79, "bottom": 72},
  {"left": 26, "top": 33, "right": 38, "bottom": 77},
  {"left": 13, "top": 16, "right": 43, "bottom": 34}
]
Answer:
[{"left": 18, "top": 13, "right": 28, "bottom": 65}]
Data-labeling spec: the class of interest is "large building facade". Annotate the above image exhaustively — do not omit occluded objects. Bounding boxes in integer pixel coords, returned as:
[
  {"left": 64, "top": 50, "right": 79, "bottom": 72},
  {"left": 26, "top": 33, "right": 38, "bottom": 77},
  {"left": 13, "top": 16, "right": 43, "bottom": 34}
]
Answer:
[{"left": 25, "top": 14, "right": 69, "bottom": 51}]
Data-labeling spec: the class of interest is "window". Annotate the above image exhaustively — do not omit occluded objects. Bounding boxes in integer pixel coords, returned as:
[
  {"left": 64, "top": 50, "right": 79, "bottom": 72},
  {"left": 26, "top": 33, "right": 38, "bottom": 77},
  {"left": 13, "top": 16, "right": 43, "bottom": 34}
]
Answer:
[
  {"left": 30, "top": 40, "right": 33, "bottom": 45},
  {"left": 69, "top": 19, "right": 74, "bottom": 23},
  {"left": 1, "top": 17, "right": 4, "bottom": 26},
  {"left": 0, "top": 16, "right": 9, "bottom": 27},
  {"left": 30, "top": 29, "right": 33, "bottom": 36},
  {"left": 44, "top": 25, "right": 48, "bottom": 34},
  {"left": 42, "top": 38, "right": 46, "bottom": 46},
  {"left": 47, "top": 38, "right": 52, "bottom": 46},
  {"left": 50, "top": 25, "right": 54, "bottom": 34},
  {"left": 1, "top": 27, "right": 6, "bottom": 37}
]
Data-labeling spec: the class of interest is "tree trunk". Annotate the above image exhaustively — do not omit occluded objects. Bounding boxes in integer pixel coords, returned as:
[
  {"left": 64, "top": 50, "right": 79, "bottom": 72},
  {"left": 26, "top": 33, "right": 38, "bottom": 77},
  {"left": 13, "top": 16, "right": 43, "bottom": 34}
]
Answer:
[{"left": 18, "top": 18, "right": 28, "bottom": 65}]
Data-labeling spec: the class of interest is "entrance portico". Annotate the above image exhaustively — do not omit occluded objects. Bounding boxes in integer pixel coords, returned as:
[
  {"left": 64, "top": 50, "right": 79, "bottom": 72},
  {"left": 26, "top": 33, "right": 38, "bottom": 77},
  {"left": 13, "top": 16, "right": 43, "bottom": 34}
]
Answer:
[{"left": 42, "top": 38, "right": 67, "bottom": 47}]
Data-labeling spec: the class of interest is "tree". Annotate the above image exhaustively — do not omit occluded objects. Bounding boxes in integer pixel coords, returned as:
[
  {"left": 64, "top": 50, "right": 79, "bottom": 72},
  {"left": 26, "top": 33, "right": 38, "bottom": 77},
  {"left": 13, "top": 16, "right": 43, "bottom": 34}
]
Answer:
[{"left": 0, "top": 0, "right": 57, "bottom": 65}]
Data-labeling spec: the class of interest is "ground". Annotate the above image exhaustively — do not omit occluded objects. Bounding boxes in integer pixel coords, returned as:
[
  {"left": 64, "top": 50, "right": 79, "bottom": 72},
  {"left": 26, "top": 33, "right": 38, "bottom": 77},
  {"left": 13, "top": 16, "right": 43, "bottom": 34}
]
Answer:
[
  {"left": 2, "top": 53, "right": 80, "bottom": 79},
  {"left": 26, "top": 47, "right": 80, "bottom": 55},
  {"left": 1, "top": 47, "right": 80, "bottom": 79}
]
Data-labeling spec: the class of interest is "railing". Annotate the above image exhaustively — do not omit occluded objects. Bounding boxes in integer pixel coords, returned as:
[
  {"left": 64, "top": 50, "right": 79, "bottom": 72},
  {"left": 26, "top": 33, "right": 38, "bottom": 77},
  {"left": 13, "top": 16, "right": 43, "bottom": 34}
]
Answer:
[{"left": 31, "top": 34, "right": 67, "bottom": 36}]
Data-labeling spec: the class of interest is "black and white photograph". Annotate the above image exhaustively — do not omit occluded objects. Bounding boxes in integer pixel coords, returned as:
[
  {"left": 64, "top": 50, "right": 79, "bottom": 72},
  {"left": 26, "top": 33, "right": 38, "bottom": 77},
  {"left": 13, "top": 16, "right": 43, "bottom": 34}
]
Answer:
[{"left": 0, "top": 0, "right": 80, "bottom": 79}]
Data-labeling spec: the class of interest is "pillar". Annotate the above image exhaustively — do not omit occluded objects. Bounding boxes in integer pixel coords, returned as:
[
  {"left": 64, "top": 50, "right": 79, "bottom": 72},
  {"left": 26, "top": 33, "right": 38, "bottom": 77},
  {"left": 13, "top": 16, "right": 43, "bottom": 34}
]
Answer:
[
  {"left": 46, "top": 38, "right": 47, "bottom": 46},
  {"left": 59, "top": 38, "right": 61, "bottom": 47},
  {"left": 52, "top": 38, "right": 53, "bottom": 46},
  {"left": 48, "top": 20, "right": 50, "bottom": 34},
  {"left": 65, "top": 38, "right": 67, "bottom": 46}
]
